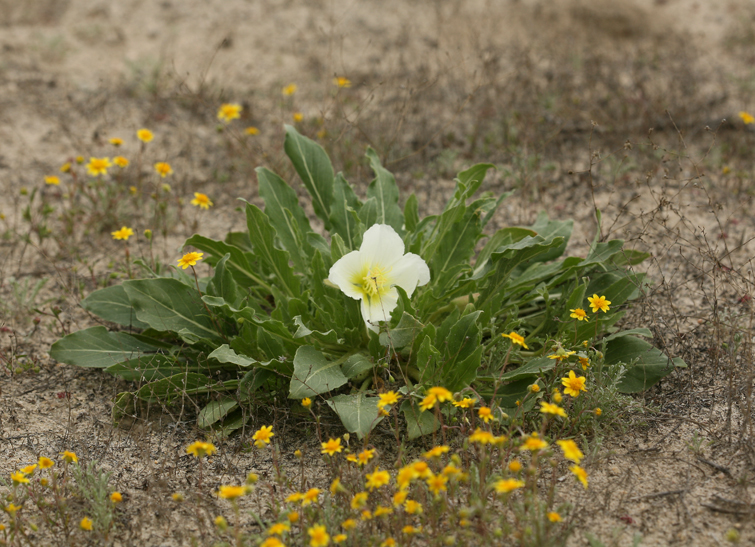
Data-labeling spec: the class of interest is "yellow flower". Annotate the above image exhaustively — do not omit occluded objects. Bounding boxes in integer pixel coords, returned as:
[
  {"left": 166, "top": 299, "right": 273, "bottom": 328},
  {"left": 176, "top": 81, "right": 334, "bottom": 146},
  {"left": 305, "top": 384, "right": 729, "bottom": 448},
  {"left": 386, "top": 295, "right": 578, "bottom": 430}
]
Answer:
[
  {"left": 333, "top": 76, "right": 352, "bottom": 88},
  {"left": 442, "top": 464, "right": 461, "bottom": 478},
  {"left": 61, "top": 451, "right": 78, "bottom": 463},
  {"left": 739, "top": 111, "right": 755, "bottom": 125},
  {"left": 426, "top": 473, "right": 448, "bottom": 495},
  {"left": 191, "top": 192, "right": 213, "bottom": 209},
  {"left": 246, "top": 472, "right": 259, "bottom": 484},
  {"left": 478, "top": 406, "right": 495, "bottom": 423},
  {"left": 186, "top": 441, "right": 216, "bottom": 458},
  {"left": 80, "top": 517, "right": 93, "bottom": 531},
  {"left": 21, "top": 464, "right": 37, "bottom": 475},
  {"left": 380, "top": 539, "right": 396, "bottom": 547},
  {"left": 404, "top": 500, "right": 423, "bottom": 514},
  {"left": 519, "top": 433, "right": 548, "bottom": 452},
  {"left": 293, "top": 112, "right": 304, "bottom": 122},
  {"left": 427, "top": 387, "right": 453, "bottom": 402},
  {"left": 365, "top": 468, "right": 390, "bottom": 491},
  {"left": 547, "top": 512, "right": 562, "bottom": 522},
  {"left": 419, "top": 393, "right": 437, "bottom": 411},
  {"left": 402, "top": 525, "right": 422, "bottom": 535},
  {"left": 218, "top": 485, "right": 248, "bottom": 499},
  {"left": 561, "top": 370, "right": 587, "bottom": 398},
  {"left": 110, "top": 492, "right": 122, "bottom": 503},
  {"left": 60, "top": 162, "right": 71, "bottom": 172},
  {"left": 76, "top": 155, "right": 84, "bottom": 164},
  {"left": 360, "top": 510, "right": 372, "bottom": 520},
  {"left": 501, "top": 331, "right": 528, "bottom": 349},
  {"left": 547, "top": 350, "right": 576, "bottom": 362},
  {"left": 540, "top": 402, "right": 567, "bottom": 418},
  {"left": 570, "top": 464, "right": 589, "bottom": 489},
  {"left": 333, "top": 534, "right": 348, "bottom": 544},
  {"left": 45, "top": 176, "right": 60, "bottom": 185},
  {"left": 587, "top": 294, "right": 611, "bottom": 313},
  {"left": 377, "top": 391, "right": 400, "bottom": 409},
  {"left": 154, "top": 162, "right": 173, "bottom": 178},
  {"left": 282, "top": 84, "right": 297, "bottom": 96},
  {"left": 321, "top": 438, "right": 342, "bottom": 456},
  {"left": 595, "top": 407, "right": 602, "bottom": 416},
  {"left": 245, "top": 126, "right": 260, "bottom": 135},
  {"left": 569, "top": 308, "right": 587, "bottom": 321},
  {"left": 468, "top": 428, "right": 495, "bottom": 445},
  {"left": 553, "top": 389, "right": 563, "bottom": 403},
  {"left": 11, "top": 471, "right": 29, "bottom": 485},
  {"left": 356, "top": 448, "right": 375, "bottom": 466},
  {"left": 411, "top": 461, "right": 432, "bottom": 478},
  {"left": 308, "top": 524, "right": 330, "bottom": 547},
  {"left": 302, "top": 488, "right": 321, "bottom": 506},
  {"left": 423, "top": 445, "right": 450, "bottom": 459},
  {"left": 374, "top": 505, "right": 393, "bottom": 517},
  {"left": 5, "top": 503, "right": 21, "bottom": 514},
  {"left": 288, "top": 511, "right": 300, "bottom": 523},
  {"left": 113, "top": 156, "right": 129, "bottom": 168},
  {"left": 557, "top": 440, "right": 584, "bottom": 463},
  {"left": 350, "top": 492, "right": 368, "bottom": 510},
  {"left": 177, "top": 251, "right": 204, "bottom": 269},
  {"left": 109, "top": 137, "right": 123, "bottom": 146},
  {"left": 38, "top": 457, "right": 54, "bottom": 469},
  {"left": 286, "top": 492, "right": 303, "bottom": 503},
  {"left": 261, "top": 538, "right": 285, "bottom": 547},
  {"left": 86, "top": 157, "right": 112, "bottom": 177},
  {"left": 112, "top": 226, "right": 134, "bottom": 241},
  {"left": 330, "top": 478, "right": 344, "bottom": 496},
  {"left": 252, "top": 425, "right": 274, "bottom": 448},
  {"left": 392, "top": 490, "right": 408, "bottom": 506},
  {"left": 578, "top": 355, "right": 590, "bottom": 370},
  {"left": 341, "top": 519, "right": 357, "bottom": 530},
  {"left": 494, "top": 478, "right": 525, "bottom": 493},
  {"left": 137, "top": 129, "right": 154, "bottom": 142},
  {"left": 302, "top": 397, "right": 312, "bottom": 407},
  {"left": 129, "top": 186, "right": 137, "bottom": 195},
  {"left": 215, "top": 515, "right": 228, "bottom": 529},
  {"left": 217, "top": 103, "right": 242, "bottom": 123},
  {"left": 171, "top": 493, "right": 184, "bottom": 502},
  {"left": 508, "top": 459, "right": 522, "bottom": 473},
  {"left": 529, "top": 383, "right": 541, "bottom": 393},
  {"left": 396, "top": 466, "right": 418, "bottom": 490},
  {"left": 452, "top": 397, "right": 476, "bottom": 408}
]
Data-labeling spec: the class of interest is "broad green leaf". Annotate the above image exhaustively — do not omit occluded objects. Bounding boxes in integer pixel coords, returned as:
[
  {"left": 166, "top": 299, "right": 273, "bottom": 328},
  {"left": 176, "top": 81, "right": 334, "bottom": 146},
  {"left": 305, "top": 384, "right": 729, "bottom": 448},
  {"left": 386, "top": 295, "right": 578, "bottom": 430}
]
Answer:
[
  {"left": 416, "top": 335, "right": 442, "bottom": 385},
  {"left": 404, "top": 193, "right": 419, "bottom": 233},
  {"left": 326, "top": 393, "right": 382, "bottom": 439},
  {"left": 611, "top": 249, "right": 651, "bottom": 266},
  {"left": 123, "top": 278, "right": 222, "bottom": 342},
  {"left": 81, "top": 285, "right": 150, "bottom": 329},
  {"left": 197, "top": 397, "right": 239, "bottom": 428},
  {"left": 209, "top": 344, "right": 260, "bottom": 367},
  {"left": 284, "top": 125, "right": 334, "bottom": 229},
  {"left": 436, "top": 311, "right": 483, "bottom": 392},
  {"left": 184, "top": 234, "right": 270, "bottom": 291},
  {"left": 341, "top": 353, "right": 374, "bottom": 380},
  {"left": 586, "top": 271, "right": 646, "bottom": 310},
  {"left": 401, "top": 399, "right": 440, "bottom": 440},
  {"left": 207, "top": 254, "right": 240, "bottom": 307},
  {"left": 293, "top": 316, "right": 342, "bottom": 346},
  {"left": 605, "top": 335, "right": 686, "bottom": 393},
  {"left": 524, "top": 212, "right": 572, "bottom": 263},
  {"left": 358, "top": 197, "right": 379, "bottom": 229},
  {"left": 329, "top": 172, "right": 363, "bottom": 250},
  {"left": 257, "top": 166, "right": 314, "bottom": 271},
  {"left": 365, "top": 147, "right": 404, "bottom": 233},
  {"left": 105, "top": 354, "right": 186, "bottom": 381},
  {"left": 453, "top": 163, "right": 495, "bottom": 203},
  {"left": 601, "top": 328, "right": 652, "bottom": 344},
  {"left": 289, "top": 346, "right": 349, "bottom": 398},
  {"left": 212, "top": 408, "right": 249, "bottom": 437},
  {"left": 380, "top": 312, "right": 423, "bottom": 349},
  {"left": 498, "top": 357, "right": 555, "bottom": 382},
  {"left": 134, "top": 372, "right": 213, "bottom": 403},
  {"left": 244, "top": 202, "right": 300, "bottom": 297},
  {"left": 50, "top": 326, "right": 160, "bottom": 368},
  {"left": 585, "top": 239, "right": 625, "bottom": 264}
]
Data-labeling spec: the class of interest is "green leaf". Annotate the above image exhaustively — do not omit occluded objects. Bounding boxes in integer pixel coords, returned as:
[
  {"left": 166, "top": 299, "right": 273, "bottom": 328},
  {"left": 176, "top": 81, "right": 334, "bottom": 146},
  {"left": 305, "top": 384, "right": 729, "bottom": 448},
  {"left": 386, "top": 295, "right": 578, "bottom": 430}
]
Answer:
[
  {"left": 341, "top": 353, "right": 374, "bottom": 379},
  {"left": 436, "top": 311, "right": 483, "bottom": 392},
  {"left": 284, "top": 125, "right": 334, "bottom": 229},
  {"left": 209, "top": 344, "right": 260, "bottom": 367},
  {"left": 585, "top": 239, "right": 625, "bottom": 264},
  {"left": 329, "top": 172, "right": 363, "bottom": 250},
  {"left": 50, "top": 326, "right": 160, "bottom": 368},
  {"left": 122, "top": 278, "right": 222, "bottom": 343},
  {"left": 326, "top": 393, "right": 382, "bottom": 439},
  {"left": 80, "top": 285, "right": 150, "bottom": 329},
  {"left": 498, "top": 357, "right": 555, "bottom": 382},
  {"left": 416, "top": 335, "right": 442, "bottom": 384},
  {"left": 611, "top": 249, "right": 651, "bottom": 267},
  {"left": 244, "top": 202, "right": 300, "bottom": 297},
  {"left": 365, "top": 147, "right": 404, "bottom": 233},
  {"left": 105, "top": 354, "right": 186, "bottom": 381},
  {"left": 207, "top": 254, "right": 240, "bottom": 307},
  {"left": 289, "top": 346, "right": 349, "bottom": 398},
  {"left": 197, "top": 398, "right": 239, "bottom": 428},
  {"left": 604, "top": 335, "right": 686, "bottom": 393},
  {"left": 524, "top": 212, "right": 573, "bottom": 262},
  {"left": 401, "top": 399, "right": 440, "bottom": 440},
  {"left": 134, "top": 372, "right": 213, "bottom": 403},
  {"left": 257, "top": 166, "right": 315, "bottom": 271},
  {"left": 358, "top": 197, "right": 379, "bottom": 229},
  {"left": 404, "top": 193, "right": 419, "bottom": 233},
  {"left": 184, "top": 234, "right": 269, "bottom": 291},
  {"left": 453, "top": 163, "right": 495, "bottom": 202},
  {"left": 601, "top": 328, "right": 652, "bottom": 344},
  {"left": 380, "top": 312, "right": 423, "bottom": 349}
]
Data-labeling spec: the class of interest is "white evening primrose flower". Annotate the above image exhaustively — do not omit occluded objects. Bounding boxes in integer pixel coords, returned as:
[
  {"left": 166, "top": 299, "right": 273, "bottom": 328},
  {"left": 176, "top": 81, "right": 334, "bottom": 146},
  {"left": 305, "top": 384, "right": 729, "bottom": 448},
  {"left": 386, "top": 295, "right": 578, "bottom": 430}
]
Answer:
[{"left": 328, "top": 224, "right": 430, "bottom": 332}]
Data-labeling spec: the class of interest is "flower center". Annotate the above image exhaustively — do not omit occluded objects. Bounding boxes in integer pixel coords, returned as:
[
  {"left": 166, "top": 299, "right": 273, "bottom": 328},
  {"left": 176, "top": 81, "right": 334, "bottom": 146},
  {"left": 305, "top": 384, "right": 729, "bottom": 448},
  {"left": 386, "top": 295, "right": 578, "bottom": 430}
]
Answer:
[{"left": 362, "top": 266, "right": 391, "bottom": 297}]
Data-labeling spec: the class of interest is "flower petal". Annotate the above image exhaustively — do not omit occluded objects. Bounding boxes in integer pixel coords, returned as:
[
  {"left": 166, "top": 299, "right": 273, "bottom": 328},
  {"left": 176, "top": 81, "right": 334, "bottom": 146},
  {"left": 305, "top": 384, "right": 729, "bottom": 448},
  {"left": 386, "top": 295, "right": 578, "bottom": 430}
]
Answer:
[
  {"left": 360, "top": 288, "right": 398, "bottom": 332},
  {"left": 360, "top": 224, "right": 405, "bottom": 268},
  {"left": 389, "top": 253, "right": 430, "bottom": 295},
  {"left": 328, "top": 251, "right": 365, "bottom": 300}
]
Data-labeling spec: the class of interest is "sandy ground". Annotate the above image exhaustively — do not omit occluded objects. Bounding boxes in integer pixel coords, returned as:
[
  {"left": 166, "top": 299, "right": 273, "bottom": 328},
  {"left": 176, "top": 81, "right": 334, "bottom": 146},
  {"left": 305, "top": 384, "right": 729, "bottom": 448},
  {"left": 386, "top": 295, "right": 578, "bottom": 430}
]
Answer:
[{"left": 1, "top": 0, "right": 755, "bottom": 545}]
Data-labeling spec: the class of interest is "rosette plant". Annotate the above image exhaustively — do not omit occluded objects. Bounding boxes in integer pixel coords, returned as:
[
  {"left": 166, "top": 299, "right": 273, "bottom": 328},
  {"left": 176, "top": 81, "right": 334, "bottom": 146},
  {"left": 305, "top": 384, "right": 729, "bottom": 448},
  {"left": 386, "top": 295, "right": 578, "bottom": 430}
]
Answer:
[{"left": 51, "top": 127, "right": 685, "bottom": 438}]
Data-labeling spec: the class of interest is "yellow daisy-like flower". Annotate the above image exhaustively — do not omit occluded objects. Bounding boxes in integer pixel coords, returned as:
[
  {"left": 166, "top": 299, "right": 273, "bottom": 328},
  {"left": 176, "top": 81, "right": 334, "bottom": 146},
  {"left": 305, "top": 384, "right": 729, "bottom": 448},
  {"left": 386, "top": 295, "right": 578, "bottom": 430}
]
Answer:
[
  {"left": 20, "top": 464, "right": 37, "bottom": 475},
  {"left": 396, "top": 465, "right": 418, "bottom": 490},
  {"left": 402, "top": 525, "right": 422, "bottom": 535},
  {"left": 321, "top": 438, "right": 342, "bottom": 456},
  {"left": 11, "top": 471, "right": 29, "bottom": 485},
  {"left": 191, "top": 192, "right": 213, "bottom": 209},
  {"left": 595, "top": 407, "right": 602, "bottom": 416},
  {"left": 587, "top": 294, "right": 611, "bottom": 313},
  {"left": 540, "top": 401, "right": 567, "bottom": 418},
  {"left": 302, "top": 397, "right": 312, "bottom": 408},
  {"left": 252, "top": 425, "right": 274, "bottom": 448},
  {"left": 61, "top": 451, "right": 78, "bottom": 463},
  {"left": 333, "top": 534, "right": 348, "bottom": 544},
  {"left": 112, "top": 226, "right": 134, "bottom": 241},
  {"left": 218, "top": 485, "right": 248, "bottom": 499},
  {"left": 374, "top": 505, "right": 393, "bottom": 517},
  {"left": 380, "top": 538, "right": 396, "bottom": 547},
  {"left": 404, "top": 500, "right": 423, "bottom": 514},
  {"left": 137, "top": 129, "right": 154, "bottom": 143},
  {"left": 38, "top": 457, "right": 54, "bottom": 469},
  {"left": 60, "top": 162, "right": 71, "bottom": 173},
  {"left": 423, "top": 445, "right": 450, "bottom": 459},
  {"left": 302, "top": 488, "right": 321, "bottom": 506},
  {"left": 341, "top": 519, "right": 357, "bottom": 530},
  {"left": 478, "top": 406, "right": 495, "bottom": 423},
  {"left": 330, "top": 478, "right": 344, "bottom": 495},
  {"left": 154, "top": 162, "right": 173, "bottom": 178},
  {"left": 547, "top": 350, "right": 576, "bottom": 362},
  {"left": 426, "top": 473, "right": 448, "bottom": 495},
  {"left": 113, "top": 156, "right": 129, "bottom": 168},
  {"left": 350, "top": 491, "right": 368, "bottom": 510},
  {"left": 556, "top": 439, "right": 584, "bottom": 463},
  {"left": 86, "top": 157, "right": 112, "bottom": 177},
  {"left": 333, "top": 76, "right": 352, "bottom": 88},
  {"left": 356, "top": 448, "right": 375, "bottom": 466},
  {"left": 377, "top": 391, "right": 400, "bottom": 409},
  {"left": 508, "top": 459, "right": 522, "bottom": 472},
  {"left": 288, "top": 511, "right": 300, "bottom": 523},
  {"left": 5, "top": 503, "right": 21, "bottom": 513},
  {"left": 739, "top": 111, "right": 755, "bottom": 125},
  {"left": 177, "top": 251, "right": 204, "bottom": 269},
  {"left": 569, "top": 308, "right": 588, "bottom": 321},
  {"left": 419, "top": 393, "right": 437, "bottom": 411},
  {"left": 308, "top": 524, "right": 329, "bottom": 547},
  {"left": 547, "top": 512, "right": 562, "bottom": 522},
  {"left": 80, "top": 517, "right": 93, "bottom": 531},
  {"left": 293, "top": 112, "right": 304, "bottom": 122},
  {"left": 282, "top": 84, "right": 297, "bottom": 96},
  {"left": 578, "top": 355, "right": 590, "bottom": 370},
  {"left": 45, "top": 175, "right": 60, "bottom": 185},
  {"left": 286, "top": 492, "right": 303, "bottom": 503},
  {"left": 392, "top": 490, "right": 408, "bottom": 506},
  {"left": 186, "top": 441, "right": 216, "bottom": 458},
  {"left": 452, "top": 397, "right": 476, "bottom": 408},
  {"left": 217, "top": 103, "right": 242, "bottom": 123},
  {"left": 494, "top": 478, "right": 525, "bottom": 494},
  {"left": 411, "top": 461, "right": 432, "bottom": 478},
  {"left": 561, "top": 370, "right": 587, "bottom": 398},
  {"left": 110, "top": 492, "right": 122, "bottom": 503},
  {"left": 519, "top": 433, "right": 548, "bottom": 452},
  {"left": 171, "top": 493, "right": 184, "bottom": 502},
  {"left": 365, "top": 468, "right": 390, "bottom": 491},
  {"left": 442, "top": 464, "right": 461, "bottom": 478},
  {"left": 501, "top": 331, "right": 528, "bottom": 349},
  {"left": 245, "top": 126, "right": 260, "bottom": 135},
  {"left": 109, "top": 137, "right": 123, "bottom": 146},
  {"left": 427, "top": 386, "right": 453, "bottom": 402},
  {"left": 570, "top": 464, "right": 588, "bottom": 489},
  {"left": 261, "top": 538, "right": 285, "bottom": 547},
  {"left": 468, "top": 428, "right": 495, "bottom": 445}
]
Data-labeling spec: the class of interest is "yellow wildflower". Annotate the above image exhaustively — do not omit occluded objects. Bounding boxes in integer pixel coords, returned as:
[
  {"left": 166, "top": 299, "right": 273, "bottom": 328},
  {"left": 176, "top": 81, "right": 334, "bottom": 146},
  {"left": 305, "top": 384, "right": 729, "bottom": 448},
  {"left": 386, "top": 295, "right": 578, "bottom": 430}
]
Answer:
[
  {"left": 20, "top": 464, "right": 37, "bottom": 475},
  {"left": 365, "top": 468, "right": 390, "bottom": 491},
  {"left": 186, "top": 441, "right": 216, "bottom": 458},
  {"left": 282, "top": 84, "right": 297, "bottom": 96},
  {"left": 570, "top": 308, "right": 588, "bottom": 321},
  {"left": 217, "top": 103, "right": 242, "bottom": 123},
  {"left": 494, "top": 478, "right": 525, "bottom": 493},
  {"left": 61, "top": 451, "right": 78, "bottom": 463},
  {"left": 469, "top": 428, "right": 495, "bottom": 445},
  {"left": 508, "top": 459, "right": 522, "bottom": 472},
  {"left": 171, "top": 493, "right": 184, "bottom": 502},
  {"left": 154, "top": 162, "right": 173, "bottom": 178},
  {"left": 321, "top": 438, "right": 342, "bottom": 456},
  {"left": 404, "top": 499, "right": 423, "bottom": 514},
  {"left": 137, "top": 129, "right": 154, "bottom": 142},
  {"left": 595, "top": 407, "right": 602, "bottom": 416},
  {"left": 113, "top": 156, "right": 129, "bottom": 168},
  {"left": 426, "top": 473, "right": 448, "bottom": 495},
  {"left": 245, "top": 126, "right": 260, "bottom": 135},
  {"left": 177, "top": 251, "right": 204, "bottom": 269},
  {"left": 252, "top": 425, "right": 274, "bottom": 448},
  {"left": 556, "top": 439, "right": 584, "bottom": 463},
  {"left": 587, "top": 294, "right": 611, "bottom": 313},
  {"left": 218, "top": 485, "right": 248, "bottom": 499},
  {"left": 561, "top": 370, "right": 587, "bottom": 398},
  {"left": 350, "top": 492, "right": 368, "bottom": 510},
  {"left": 501, "top": 331, "right": 528, "bottom": 348},
  {"left": 478, "top": 406, "right": 495, "bottom": 423},
  {"left": 38, "top": 457, "right": 54, "bottom": 469},
  {"left": 308, "top": 524, "right": 329, "bottom": 547},
  {"left": 11, "top": 472, "right": 29, "bottom": 485},
  {"left": 570, "top": 465, "right": 589, "bottom": 489},
  {"left": 288, "top": 511, "right": 300, "bottom": 523},
  {"left": 403, "top": 525, "right": 422, "bottom": 535},
  {"left": 419, "top": 393, "right": 437, "bottom": 411},
  {"left": 519, "top": 433, "right": 548, "bottom": 452},
  {"left": 380, "top": 539, "right": 396, "bottom": 547},
  {"left": 423, "top": 445, "right": 450, "bottom": 459},
  {"left": 261, "top": 538, "right": 285, "bottom": 547},
  {"left": 377, "top": 391, "right": 400, "bottom": 409},
  {"left": 302, "top": 488, "right": 321, "bottom": 506},
  {"left": 333, "top": 534, "right": 347, "bottom": 544},
  {"left": 110, "top": 492, "right": 122, "bottom": 503},
  {"left": 60, "top": 162, "right": 71, "bottom": 172},
  {"left": 578, "top": 355, "right": 590, "bottom": 370},
  {"left": 45, "top": 175, "right": 60, "bottom": 185},
  {"left": 374, "top": 505, "right": 393, "bottom": 517},
  {"left": 191, "top": 192, "right": 213, "bottom": 209},
  {"left": 739, "top": 111, "right": 755, "bottom": 125},
  {"left": 547, "top": 512, "right": 562, "bottom": 522},
  {"left": 427, "top": 387, "right": 453, "bottom": 402},
  {"left": 547, "top": 350, "right": 576, "bottom": 361},
  {"left": 80, "top": 517, "right": 93, "bottom": 531},
  {"left": 392, "top": 490, "right": 408, "bottom": 506},
  {"left": 109, "top": 137, "right": 123, "bottom": 146},
  {"left": 341, "top": 519, "right": 357, "bottom": 530},
  {"left": 356, "top": 448, "right": 375, "bottom": 466},
  {"left": 452, "top": 397, "right": 476, "bottom": 408},
  {"left": 293, "top": 112, "right": 304, "bottom": 122},
  {"left": 86, "top": 157, "right": 111, "bottom": 177},
  {"left": 112, "top": 226, "right": 134, "bottom": 241},
  {"left": 302, "top": 397, "right": 312, "bottom": 407},
  {"left": 330, "top": 478, "right": 344, "bottom": 496},
  {"left": 540, "top": 401, "right": 567, "bottom": 418},
  {"left": 286, "top": 492, "right": 303, "bottom": 503},
  {"left": 333, "top": 76, "right": 352, "bottom": 88}
]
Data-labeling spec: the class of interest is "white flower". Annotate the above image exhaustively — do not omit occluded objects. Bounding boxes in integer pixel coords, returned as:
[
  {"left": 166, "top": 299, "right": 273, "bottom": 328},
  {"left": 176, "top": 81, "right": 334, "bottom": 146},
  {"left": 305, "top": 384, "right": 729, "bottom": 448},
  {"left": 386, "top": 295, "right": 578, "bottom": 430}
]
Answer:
[{"left": 328, "top": 224, "right": 430, "bottom": 332}]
